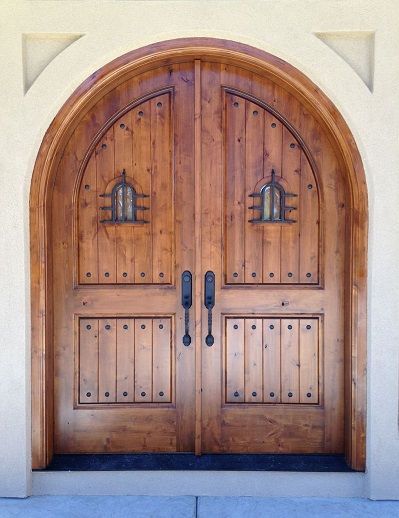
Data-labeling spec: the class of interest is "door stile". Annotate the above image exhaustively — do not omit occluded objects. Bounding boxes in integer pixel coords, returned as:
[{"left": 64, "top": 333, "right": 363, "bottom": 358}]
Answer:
[{"left": 194, "top": 59, "right": 203, "bottom": 455}]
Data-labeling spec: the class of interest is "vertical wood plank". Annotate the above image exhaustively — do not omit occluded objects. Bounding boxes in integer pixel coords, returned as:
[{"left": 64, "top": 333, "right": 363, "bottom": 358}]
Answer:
[
  {"left": 263, "top": 318, "right": 281, "bottom": 403},
  {"left": 150, "top": 94, "right": 173, "bottom": 284},
  {"left": 132, "top": 101, "right": 152, "bottom": 283},
  {"left": 152, "top": 318, "right": 171, "bottom": 402},
  {"left": 169, "top": 62, "right": 196, "bottom": 452},
  {"left": 299, "top": 319, "right": 319, "bottom": 404},
  {"left": 134, "top": 318, "right": 153, "bottom": 402},
  {"left": 78, "top": 151, "right": 99, "bottom": 284},
  {"left": 226, "top": 318, "right": 245, "bottom": 403},
  {"left": 79, "top": 319, "right": 99, "bottom": 403},
  {"left": 299, "top": 153, "right": 319, "bottom": 284},
  {"left": 225, "top": 93, "right": 246, "bottom": 284},
  {"left": 201, "top": 61, "right": 223, "bottom": 451},
  {"left": 244, "top": 318, "right": 263, "bottom": 402},
  {"left": 116, "top": 318, "right": 135, "bottom": 403},
  {"left": 96, "top": 127, "right": 116, "bottom": 283},
  {"left": 281, "top": 318, "right": 300, "bottom": 403},
  {"left": 262, "top": 113, "right": 283, "bottom": 283},
  {"left": 194, "top": 59, "right": 203, "bottom": 454},
  {"left": 245, "top": 101, "right": 264, "bottom": 284},
  {"left": 98, "top": 318, "right": 117, "bottom": 403},
  {"left": 114, "top": 111, "right": 135, "bottom": 284},
  {"left": 280, "top": 128, "right": 301, "bottom": 283}
]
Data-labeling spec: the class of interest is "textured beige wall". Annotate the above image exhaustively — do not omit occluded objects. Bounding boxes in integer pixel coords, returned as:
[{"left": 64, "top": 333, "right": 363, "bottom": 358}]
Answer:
[{"left": 0, "top": 0, "right": 398, "bottom": 499}]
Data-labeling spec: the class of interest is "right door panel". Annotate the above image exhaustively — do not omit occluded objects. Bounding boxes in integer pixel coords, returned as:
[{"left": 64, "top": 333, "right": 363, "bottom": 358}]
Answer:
[{"left": 200, "top": 61, "right": 345, "bottom": 454}]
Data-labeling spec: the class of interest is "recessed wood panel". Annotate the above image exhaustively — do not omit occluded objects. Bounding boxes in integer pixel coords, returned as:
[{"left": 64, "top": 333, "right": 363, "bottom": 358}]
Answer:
[
  {"left": 78, "top": 92, "right": 174, "bottom": 285},
  {"left": 78, "top": 317, "right": 173, "bottom": 405},
  {"left": 225, "top": 317, "right": 320, "bottom": 405},
  {"left": 223, "top": 90, "right": 320, "bottom": 285}
]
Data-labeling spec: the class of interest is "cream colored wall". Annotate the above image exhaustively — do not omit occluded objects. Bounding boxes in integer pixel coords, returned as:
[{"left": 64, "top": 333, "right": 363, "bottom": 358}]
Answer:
[{"left": 0, "top": 0, "right": 398, "bottom": 499}]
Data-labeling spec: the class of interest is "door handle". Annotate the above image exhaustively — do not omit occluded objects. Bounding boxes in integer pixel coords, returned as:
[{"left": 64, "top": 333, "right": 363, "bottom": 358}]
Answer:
[
  {"left": 181, "top": 271, "right": 192, "bottom": 346},
  {"left": 204, "top": 271, "right": 215, "bottom": 346}
]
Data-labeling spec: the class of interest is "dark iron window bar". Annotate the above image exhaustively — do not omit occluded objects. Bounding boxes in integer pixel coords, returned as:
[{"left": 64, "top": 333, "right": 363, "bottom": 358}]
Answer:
[
  {"left": 249, "top": 169, "right": 297, "bottom": 224},
  {"left": 99, "top": 169, "right": 149, "bottom": 224}
]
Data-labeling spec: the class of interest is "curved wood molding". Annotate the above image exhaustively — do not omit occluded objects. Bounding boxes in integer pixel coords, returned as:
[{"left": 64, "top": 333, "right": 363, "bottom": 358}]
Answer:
[{"left": 30, "top": 38, "right": 367, "bottom": 470}]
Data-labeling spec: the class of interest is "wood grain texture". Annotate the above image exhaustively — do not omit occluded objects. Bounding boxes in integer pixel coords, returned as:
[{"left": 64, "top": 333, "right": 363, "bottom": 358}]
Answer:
[
  {"left": 31, "top": 40, "right": 367, "bottom": 470},
  {"left": 223, "top": 88, "right": 319, "bottom": 286},
  {"left": 223, "top": 317, "right": 319, "bottom": 406},
  {"left": 204, "top": 63, "right": 345, "bottom": 455},
  {"left": 50, "top": 64, "right": 195, "bottom": 456}
]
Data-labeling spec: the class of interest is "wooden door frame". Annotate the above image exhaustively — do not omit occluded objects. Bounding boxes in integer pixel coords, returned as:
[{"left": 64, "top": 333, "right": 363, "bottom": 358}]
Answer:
[{"left": 30, "top": 38, "right": 368, "bottom": 470}]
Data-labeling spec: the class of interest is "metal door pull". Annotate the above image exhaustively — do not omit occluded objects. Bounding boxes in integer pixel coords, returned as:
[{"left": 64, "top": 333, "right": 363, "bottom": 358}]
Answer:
[
  {"left": 204, "top": 271, "right": 215, "bottom": 346},
  {"left": 181, "top": 271, "right": 192, "bottom": 346}
]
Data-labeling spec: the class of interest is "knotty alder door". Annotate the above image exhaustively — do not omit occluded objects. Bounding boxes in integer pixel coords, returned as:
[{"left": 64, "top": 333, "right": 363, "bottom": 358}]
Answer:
[
  {"left": 53, "top": 63, "right": 197, "bottom": 453},
  {"left": 52, "top": 59, "right": 345, "bottom": 455},
  {"left": 200, "top": 62, "right": 345, "bottom": 454}
]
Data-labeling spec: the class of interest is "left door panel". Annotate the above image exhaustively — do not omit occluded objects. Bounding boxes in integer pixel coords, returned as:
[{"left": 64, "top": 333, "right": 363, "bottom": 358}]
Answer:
[{"left": 52, "top": 63, "right": 196, "bottom": 453}]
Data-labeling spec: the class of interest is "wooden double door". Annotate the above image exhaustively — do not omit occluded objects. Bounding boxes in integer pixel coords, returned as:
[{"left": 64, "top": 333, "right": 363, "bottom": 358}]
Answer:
[{"left": 53, "top": 59, "right": 345, "bottom": 454}]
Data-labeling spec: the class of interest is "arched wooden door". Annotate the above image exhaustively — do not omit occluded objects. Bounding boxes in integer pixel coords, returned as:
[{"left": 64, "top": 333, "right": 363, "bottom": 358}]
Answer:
[{"left": 52, "top": 57, "right": 346, "bottom": 455}]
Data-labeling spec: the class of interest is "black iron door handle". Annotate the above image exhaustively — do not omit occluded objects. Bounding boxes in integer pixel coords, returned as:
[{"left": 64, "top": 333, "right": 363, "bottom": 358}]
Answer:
[
  {"left": 204, "top": 271, "right": 215, "bottom": 346},
  {"left": 181, "top": 271, "right": 192, "bottom": 346}
]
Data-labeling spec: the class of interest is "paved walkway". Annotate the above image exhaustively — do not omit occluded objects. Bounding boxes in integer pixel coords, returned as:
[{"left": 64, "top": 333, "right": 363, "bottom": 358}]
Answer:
[{"left": 0, "top": 496, "right": 399, "bottom": 517}]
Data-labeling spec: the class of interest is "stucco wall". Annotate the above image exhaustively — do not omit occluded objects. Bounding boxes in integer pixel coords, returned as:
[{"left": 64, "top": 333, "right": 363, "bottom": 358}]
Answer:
[{"left": 0, "top": 0, "right": 398, "bottom": 499}]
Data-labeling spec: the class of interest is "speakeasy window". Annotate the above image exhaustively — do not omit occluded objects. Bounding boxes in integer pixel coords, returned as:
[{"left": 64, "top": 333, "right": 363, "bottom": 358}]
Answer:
[
  {"left": 100, "top": 170, "right": 149, "bottom": 224},
  {"left": 249, "top": 170, "right": 297, "bottom": 224}
]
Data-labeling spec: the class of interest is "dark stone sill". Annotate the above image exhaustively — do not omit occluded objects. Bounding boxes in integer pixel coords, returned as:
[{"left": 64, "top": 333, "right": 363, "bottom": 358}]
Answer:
[{"left": 35, "top": 453, "right": 355, "bottom": 472}]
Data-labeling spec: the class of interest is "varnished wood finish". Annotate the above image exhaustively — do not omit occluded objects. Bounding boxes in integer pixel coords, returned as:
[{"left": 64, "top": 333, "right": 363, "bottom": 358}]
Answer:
[
  {"left": 201, "top": 63, "right": 343, "bottom": 455},
  {"left": 52, "top": 63, "right": 196, "bottom": 454},
  {"left": 31, "top": 38, "right": 367, "bottom": 470}
]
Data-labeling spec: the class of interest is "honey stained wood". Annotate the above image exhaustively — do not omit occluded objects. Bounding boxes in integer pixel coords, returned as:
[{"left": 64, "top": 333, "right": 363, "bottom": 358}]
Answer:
[
  {"left": 244, "top": 318, "right": 263, "bottom": 403},
  {"left": 201, "top": 61, "right": 224, "bottom": 452},
  {"left": 203, "top": 62, "right": 345, "bottom": 454},
  {"left": 78, "top": 151, "right": 99, "bottom": 284},
  {"left": 281, "top": 318, "right": 300, "bottom": 404},
  {"left": 280, "top": 129, "right": 301, "bottom": 283},
  {"left": 224, "top": 93, "right": 246, "bottom": 284},
  {"left": 134, "top": 319, "right": 153, "bottom": 403},
  {"left": 99, "top": 318, "right": 117, "bottom": 403},
  {"left": 132, "top": 99, "right": 153, "bottom": 283},
  {"left": 299, "top": 319, "right": 319, "bottom": 404},
  {"left": 96, "top": 128, "right": 116, "bottom": 284},
  {"left": 31, "top": 40, "right": 368, "bottom": 470},
  {"left": 244, "top": 103, "right": 264, "bottom": 284},
  {"left": 263, "top": 318, "right": 281, "bottom": 403},
  {"left": 152, "top": 318, "right": 171, "bottom": 403},
  {"left": 223, "top": 317, "right": 319, "bottom": 406},
  {"left": 114, "top": 110, "right": 135, "bottom": 284},
  {"left": 116, "top": 319, "right": 135, "bottom": 403},
  {"left": 78, "top": 92, "right": 174, "bottom": 286},
  {"left": 223, "top": 90, "right": 319, "bottom": 286},
  {"left": 52, "top": 63, "right": 195, "bottom": 454},
  {"left": 262, "top": 113, "right": 282, "bottom": 284},
  {"left": 226, "top": 318, "right": 245, "bottom": 403},
  {"left": 150, "top": 94, "right": 173, "bottom": 284},
  {"left": 79, "top": 319, "right": 99, "bottom": 403}
]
